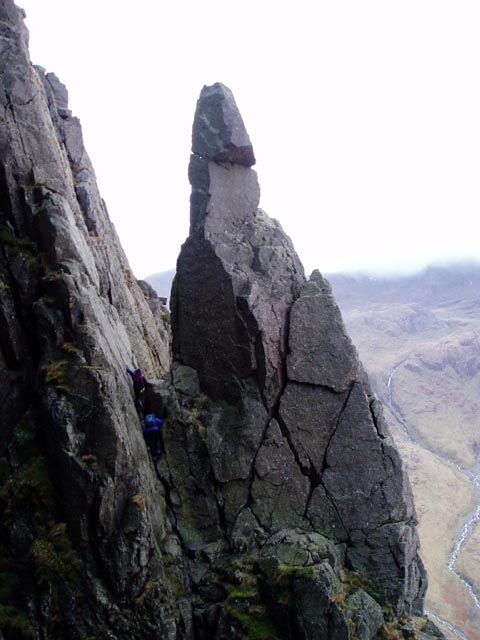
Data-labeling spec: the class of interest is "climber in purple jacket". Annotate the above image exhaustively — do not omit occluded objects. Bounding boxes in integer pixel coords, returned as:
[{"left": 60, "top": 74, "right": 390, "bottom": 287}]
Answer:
[{"left": 126, "top": 366, "right": 147, "bottom": 412}]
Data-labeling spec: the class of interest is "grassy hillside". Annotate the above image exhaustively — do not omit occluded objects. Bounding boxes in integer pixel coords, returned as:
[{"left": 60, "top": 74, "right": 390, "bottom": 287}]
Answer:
[{"left": 329, "top": 263, "right": 480, "bottom": 640}]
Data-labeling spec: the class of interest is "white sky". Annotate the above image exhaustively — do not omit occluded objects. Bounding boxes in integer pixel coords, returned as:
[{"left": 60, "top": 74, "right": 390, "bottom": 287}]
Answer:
[{"left": 18, "top": 0, "right": 480, "bottom": 279}]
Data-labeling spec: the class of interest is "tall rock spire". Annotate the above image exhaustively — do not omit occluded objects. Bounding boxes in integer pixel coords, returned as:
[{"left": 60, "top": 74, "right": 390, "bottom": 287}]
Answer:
[
  {"left": 173, "top": 82, "right": 304, "bottom": 409},
  {"left": 171, "top": 82, "right": 427, "bottom": 620}
]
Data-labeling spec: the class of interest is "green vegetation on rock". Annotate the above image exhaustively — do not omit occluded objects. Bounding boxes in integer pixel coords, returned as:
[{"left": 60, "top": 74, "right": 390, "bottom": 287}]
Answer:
[
  {"left": 0, "top": 411, "right": 81, "bottom": 639},
  {"left": 41, "top": 359, "right": 70, "bottom": 392}
]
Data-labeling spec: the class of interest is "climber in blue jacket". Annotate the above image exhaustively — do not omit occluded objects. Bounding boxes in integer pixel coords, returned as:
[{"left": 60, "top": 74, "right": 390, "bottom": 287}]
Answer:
[{"left": 143, "top": 413, "right": 164, "bottom": 458}]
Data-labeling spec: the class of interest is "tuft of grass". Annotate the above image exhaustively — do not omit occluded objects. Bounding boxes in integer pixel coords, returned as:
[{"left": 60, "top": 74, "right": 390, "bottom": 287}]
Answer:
[
  {"left": 330, "top": 591, "right": 346, "bottom": 611},
  {"left": 227, "top": 585, "right": 259, "bottom": 603},
  {"left": 226, "top": 608, "right": 279, "bottom": 640},
  {"left": 195, "top": 393, "right": 210, "bottom": 412},
  {"left": 3, "top": 456, "right": 55, "bottom": 515},
  {"left": 0, "top": 224, "right": 35, "bottom": 255},
  {"left": 0, "top": 412, "right": 84, "bottom": 637},
  {"left": 376, "top": 622, "right": 403, "bottom": 639},
  {"left": 81, "top": 454, "right": 98, "bottom": 471},
  {"left": 11, "top": 412, "right": 39, "bottom": 457},
  {"left": 121, "top": 263, "right": 135, "bottom": 287},
  {"left": 41, "top": 359, "right": 70, "bottom": 393},
  {"left": 160, "top": 311, "right": 171, "bottom": 325},
  {"left": 61, "top": 342, "right": 82, "bottom": 356},
  {"left": 0, "top": 223, "right": 41, "bottom": 275},
  {"left": 134, "top": 581, "right": 159, "bottom": 607},
  {"left": 185, "top": 412, "right": 207, "bottom": 440},
  {"left": 30, "top": 524, "right": 81, "bottom": 587},
  {"left": 340, "top": 568, "right": 368, "bottom": 594},
  {"left": 132, "top": 492, "right": 150, "bottom": 511},
  {"left": 219, "top": 560, "right": 281, "bottom": 640}
]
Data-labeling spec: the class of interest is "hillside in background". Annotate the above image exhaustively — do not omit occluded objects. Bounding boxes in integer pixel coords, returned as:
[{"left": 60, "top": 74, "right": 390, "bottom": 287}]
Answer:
[{"left": 329, "top": 262, "right": 480, "bottom": 640}]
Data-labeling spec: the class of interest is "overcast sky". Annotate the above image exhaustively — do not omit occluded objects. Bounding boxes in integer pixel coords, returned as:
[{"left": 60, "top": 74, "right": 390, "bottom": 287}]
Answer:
[{"left": 18, "top": 1, "right": 480, "bottom": 279}]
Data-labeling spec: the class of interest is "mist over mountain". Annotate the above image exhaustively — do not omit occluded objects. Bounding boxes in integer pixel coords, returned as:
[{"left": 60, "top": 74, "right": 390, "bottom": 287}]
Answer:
[
  {"left": 328, "top": 261, "right": 480, "bottom": 308},
  {"left": 145, "top": 268, "right": 176, "bottom": 301},
  {"left": 146, "top": 260, "right": 480, "bottom": 308}
]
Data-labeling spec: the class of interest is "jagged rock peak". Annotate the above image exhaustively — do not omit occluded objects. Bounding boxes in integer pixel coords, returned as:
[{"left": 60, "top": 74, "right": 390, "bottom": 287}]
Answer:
[
  {"left": 171, "top": 81, "right": 430, "bottom": 630},
  {"left": 192, "top": 82, "right": 256, "bottom": 167},
  {"left": 174, "top": 83, "right": 304, "bottom": 407},
  {"left": 287, "top": 269, "right": 360, "bottom": 390}
]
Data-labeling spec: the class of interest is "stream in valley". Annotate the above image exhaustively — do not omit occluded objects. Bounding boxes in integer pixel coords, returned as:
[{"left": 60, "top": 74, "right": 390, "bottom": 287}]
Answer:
[{"left": 387, "top": 365, "right": 480, "bottom": 639}]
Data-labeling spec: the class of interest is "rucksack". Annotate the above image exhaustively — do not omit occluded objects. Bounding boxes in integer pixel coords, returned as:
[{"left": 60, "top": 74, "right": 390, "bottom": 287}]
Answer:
[{"left": 144, "top": 414, "right": 157, "bottom": 429}]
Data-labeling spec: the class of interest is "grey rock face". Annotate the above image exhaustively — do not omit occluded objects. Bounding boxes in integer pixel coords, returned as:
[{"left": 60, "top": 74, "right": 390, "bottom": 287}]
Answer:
[
  {"left": 0, "top": 2, "right": 174, "bottom": 636},
  {"left": 287, "top": 270, "right": 360, "bottom": 390},
  {"left": 280, "top": 273, "right": 426, "bottom": 613},
  {"left": 255, "top": 531, "right": 384, "bottom": 640},
  {"left": 345, "top": 590, "right": 385, "bottom": 639},
  {"left": 251, "top": 420, "right": 310, "bottom": 530}
]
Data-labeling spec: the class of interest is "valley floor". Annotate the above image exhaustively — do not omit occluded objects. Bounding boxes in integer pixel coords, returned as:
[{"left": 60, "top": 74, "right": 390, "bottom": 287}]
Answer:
[{"left": 329, "top": 266, "right": 480, "bottom": 640}]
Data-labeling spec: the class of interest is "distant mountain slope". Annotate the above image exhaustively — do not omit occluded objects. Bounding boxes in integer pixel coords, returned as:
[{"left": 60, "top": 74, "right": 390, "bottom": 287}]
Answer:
[
  {"left": 329, "top": 262, "right": 480, "bottom": 640},
  {"left": 329, "top": 262, "right": 480, "bottom": 309}
]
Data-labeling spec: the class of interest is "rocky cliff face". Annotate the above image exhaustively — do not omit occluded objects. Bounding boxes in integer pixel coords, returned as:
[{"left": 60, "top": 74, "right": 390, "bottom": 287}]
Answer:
[
  {"left": 0, "top": 3, "right": 438, "bottom": 639},
  {"left": 0, "top": 2, "right": 172, "bottom": 637}
]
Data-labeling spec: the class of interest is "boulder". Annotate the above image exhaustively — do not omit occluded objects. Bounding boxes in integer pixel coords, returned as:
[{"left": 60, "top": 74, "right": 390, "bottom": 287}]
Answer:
[
  {"left": 191, "top": 82, "right": 256, "bottom": 167},
  {"left": 345, "top": 590, "right": 385, "bottom": 639}
]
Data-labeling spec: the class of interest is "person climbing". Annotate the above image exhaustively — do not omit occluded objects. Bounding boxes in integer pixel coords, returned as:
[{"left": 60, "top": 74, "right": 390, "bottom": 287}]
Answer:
[
  {"left": 126, "top": 365, "right": 147, "bottom": 413},
  {"left": 143, "top": 413, "right": 164, "bottom": 459}
]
